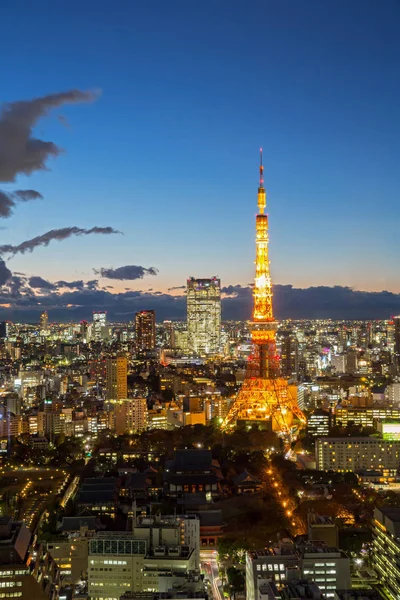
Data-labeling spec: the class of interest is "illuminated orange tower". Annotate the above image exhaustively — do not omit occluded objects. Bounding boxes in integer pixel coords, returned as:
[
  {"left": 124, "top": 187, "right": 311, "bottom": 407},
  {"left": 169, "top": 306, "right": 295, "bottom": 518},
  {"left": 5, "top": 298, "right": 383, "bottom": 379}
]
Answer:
[{"left": 223, "top": 150, "right": 306, "bottom": 434}]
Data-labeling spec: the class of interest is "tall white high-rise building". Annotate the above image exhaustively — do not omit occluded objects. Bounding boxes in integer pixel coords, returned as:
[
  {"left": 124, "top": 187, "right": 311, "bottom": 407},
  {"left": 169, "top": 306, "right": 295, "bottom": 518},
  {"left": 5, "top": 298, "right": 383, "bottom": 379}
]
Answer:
[
  {"left": 92, "top": 311, "right": 107, "bottom": 341},
  {"left": 187, "top": 277, "right": 221, "bottom": 356}
]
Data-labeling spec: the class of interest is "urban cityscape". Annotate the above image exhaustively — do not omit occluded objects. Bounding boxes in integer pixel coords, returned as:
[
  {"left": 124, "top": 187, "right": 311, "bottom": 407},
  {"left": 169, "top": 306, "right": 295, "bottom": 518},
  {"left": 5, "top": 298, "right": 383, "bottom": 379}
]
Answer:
[{"left": 1, "top": 2, "right": 400, "bottom": 600}]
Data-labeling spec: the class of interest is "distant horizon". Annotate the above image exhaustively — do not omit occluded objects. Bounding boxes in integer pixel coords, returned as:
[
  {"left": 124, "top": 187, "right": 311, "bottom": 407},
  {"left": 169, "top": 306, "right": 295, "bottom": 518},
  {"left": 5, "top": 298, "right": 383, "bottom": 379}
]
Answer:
[{"left": 2, "top": 283, "right": 400, "bottom": 323}]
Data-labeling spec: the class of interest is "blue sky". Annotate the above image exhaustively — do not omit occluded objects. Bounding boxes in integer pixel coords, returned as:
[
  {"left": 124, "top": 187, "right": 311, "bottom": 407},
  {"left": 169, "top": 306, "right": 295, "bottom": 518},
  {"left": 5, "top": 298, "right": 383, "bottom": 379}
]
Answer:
[{"left": 1, "top": 0, "right": 400, "bottom": 295}]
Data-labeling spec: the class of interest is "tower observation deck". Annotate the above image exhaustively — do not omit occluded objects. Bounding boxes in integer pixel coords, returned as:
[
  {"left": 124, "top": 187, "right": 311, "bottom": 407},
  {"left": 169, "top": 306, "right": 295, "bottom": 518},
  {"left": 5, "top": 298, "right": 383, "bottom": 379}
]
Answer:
[{"left": 223, "top": 151, "right": 306, "bottom": 434}]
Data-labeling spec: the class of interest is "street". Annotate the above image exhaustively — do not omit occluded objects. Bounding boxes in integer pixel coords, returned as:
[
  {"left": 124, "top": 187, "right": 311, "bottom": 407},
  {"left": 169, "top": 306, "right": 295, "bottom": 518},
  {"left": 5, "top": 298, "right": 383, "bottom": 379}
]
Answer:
[{"left": 200, "top": 549, "right": 223, "bottom": 600}]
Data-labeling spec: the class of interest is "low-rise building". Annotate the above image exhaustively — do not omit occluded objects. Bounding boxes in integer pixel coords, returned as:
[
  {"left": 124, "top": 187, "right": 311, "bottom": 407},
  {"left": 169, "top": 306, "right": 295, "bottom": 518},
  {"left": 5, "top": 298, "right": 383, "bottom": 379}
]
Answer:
[
  {"left": 316, "top": 437, "right": 400, "bottom": 473},
  {"left": 0, "top": 517, "right": 59, "bottom": 599},
  {"left": 76, "top": 477, "right": 119, "bottom": 517},
  {"left": 246, "top": 540, "right": 350, "bottom": 600},
  {"left": 164, "top": 449, "right": 221, "bottom": 500},
  {"left": 88, "top": 515, "right": 200, "bottom": 599},
  {"left": 334, "top": 406, "right": 400, "bottom": 428}
]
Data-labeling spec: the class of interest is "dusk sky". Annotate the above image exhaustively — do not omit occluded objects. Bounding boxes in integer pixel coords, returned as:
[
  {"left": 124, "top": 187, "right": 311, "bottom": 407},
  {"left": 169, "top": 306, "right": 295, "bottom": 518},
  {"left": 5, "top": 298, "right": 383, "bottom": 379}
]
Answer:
[{"left": 1, "top": 0, "right": 400, "bottom": 321}]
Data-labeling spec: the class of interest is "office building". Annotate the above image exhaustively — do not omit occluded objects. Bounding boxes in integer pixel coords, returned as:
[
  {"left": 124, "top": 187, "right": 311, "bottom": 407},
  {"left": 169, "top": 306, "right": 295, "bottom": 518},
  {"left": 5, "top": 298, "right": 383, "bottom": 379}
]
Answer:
[
  {"left": 40, "top": 310, "right": 48, "bottom": 332},
  {"left": 334, "top": 406, "right": 400, "bottom": 428},
  {"left": 308, "top": 514, "right": 339, "bottom": 547},
  {"left": 280, "top": 332, "right": 298, "bottom": 378},
  {"left": 246, "top": 540, "right": 350, "bottom": 600},
  {"left": 394, "top": 316, "right": 400, "bottom": 358},
  {"left": 106, "top": 355, "right": 128, "bottom": 401},
  {"left": 47, "top": 518, "right": 98, "bottom": 583},
  {"left": 135, "top": 310, "right": 156, "bottom": 351},
  {"left": 331, "top": 354, "right": 346, "bottom": 374},
  {"left": 258, "top": 579, "right": 324, "bottom": 600},
  {"left": 114, "top": 398, "right": 148, "bottom": 434},
  {"left": 372, "top": 506, "right": 400, "bottom": 600},
  {"left": 93, "top": 311, "right": 107, "bottom": 342},
  {"left": 88, "top": 515, "right": 199, "bottom": 599},
  {"left": 187, "top": 277, "right": 221, "bottom": 356},
  {"left": 307, "top": 410, "right": 330, "bottom": 437},
  {"left": 163, "top": 320, "right": 176, "bottom": 348},
  {"left": 0, "top": 517, "right": 57, "bottom": 599},
  {"left": 386, "top": 383, "right": 400, "bottom": 407},
  {"left": 0, "top": 321, "right": 9, "bottom": 339},
  {"left": 346, "top": 350, "right": 358, "bottom": 374},
  {"left": 316, "top": 437, "right": 400, "bottom": 473},
  {"left": 80, "top": 320, "right": 89, "bottom": 342}
]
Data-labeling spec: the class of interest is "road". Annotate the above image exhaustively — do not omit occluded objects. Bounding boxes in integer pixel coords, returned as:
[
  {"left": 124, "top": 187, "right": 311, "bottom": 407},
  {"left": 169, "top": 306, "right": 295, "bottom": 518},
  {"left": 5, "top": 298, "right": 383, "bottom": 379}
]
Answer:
[{"left": 200, "top": 549, "right": 223, "bottom": 600}]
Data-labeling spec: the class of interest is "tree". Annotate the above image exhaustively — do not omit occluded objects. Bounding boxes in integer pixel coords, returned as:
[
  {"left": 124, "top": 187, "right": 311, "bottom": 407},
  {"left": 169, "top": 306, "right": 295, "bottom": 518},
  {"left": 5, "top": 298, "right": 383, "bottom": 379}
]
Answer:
[{"left": 226, "top": 566, "right": 245, "bottom": 594}]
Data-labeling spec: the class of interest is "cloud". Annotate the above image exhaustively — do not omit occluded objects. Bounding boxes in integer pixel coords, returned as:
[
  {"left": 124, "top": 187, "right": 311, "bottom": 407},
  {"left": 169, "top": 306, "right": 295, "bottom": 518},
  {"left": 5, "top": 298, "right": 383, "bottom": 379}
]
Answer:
[
  {"left": 2, "top": 272, "right": 100, "bottom": 298},
  {"left": 168, "top": 285, "right": 186, "bottom": 291},
  {"left": 0, "top": 189, "right": 42, "bottom": 218},
  {"left": 13, "top": 190, "right": 43, "bottom": 201},
  {"left": 28, "top": 276, "right": 56, "bottom": 290},
  {"left": 0, "top": 192, "right": 14, "bottom": 218},
  {"left": 95, "top": 265, "right": 158, "bottom": 280},
  {"left": 0, "top": 89, "right": 99, "bottom": 182},
  {"left": 56, "top": 280, "right": 85, "bottom": 290},
  {"left": 0, "top": 260, "right": 11, "bottom": 286},
  {"left": 0, "top": 226, "right": 121, "bottom": 256}
]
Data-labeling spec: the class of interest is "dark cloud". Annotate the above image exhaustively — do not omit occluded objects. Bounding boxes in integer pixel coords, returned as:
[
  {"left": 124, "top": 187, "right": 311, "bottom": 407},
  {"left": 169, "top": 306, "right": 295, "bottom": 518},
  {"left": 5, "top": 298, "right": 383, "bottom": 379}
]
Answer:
[
  {"left": 13, "top": 190, "right": 43, "bottom": 201},
  {"left": 0, "top": 89, "right": 99, "bottom": 182},
  {"left": 0, "top": 226, "right": 121, "bottom": 256},
  {"left": 28, "top": 276, "right": 56, "bottom": 290},
  {"left": 0, "top": 189, "right": 43, "bottom": 218},
  {"left": 86, "top": 279, "right": 99, "bottom": 290},
  {"left": 0, "top": 260, "right": 11, "bottom": 286},
  {"left": 94, "top": 265, "right": 158, "bottom": 280},
  {"left": 5, "top": 276, "right": 28, "bottom": 297},
  {"left": 0, "top": 192, "right": 14, "bottom": 218},
  {"left": 2, "top": 272, "right": 101, "bottom": 300},
  {"left": 56, "top": 280, "right": 85, "bottom": 290},
  {"left": 168, "top": 285, "right": 186, "bottom": 291}
]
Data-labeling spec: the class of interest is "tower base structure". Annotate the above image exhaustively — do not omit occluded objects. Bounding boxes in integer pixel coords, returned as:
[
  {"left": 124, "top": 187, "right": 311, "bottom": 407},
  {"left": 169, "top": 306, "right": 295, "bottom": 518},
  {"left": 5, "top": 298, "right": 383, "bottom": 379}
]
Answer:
[{"left": 223, "top": 377, "right": 305, "bottom": 435}]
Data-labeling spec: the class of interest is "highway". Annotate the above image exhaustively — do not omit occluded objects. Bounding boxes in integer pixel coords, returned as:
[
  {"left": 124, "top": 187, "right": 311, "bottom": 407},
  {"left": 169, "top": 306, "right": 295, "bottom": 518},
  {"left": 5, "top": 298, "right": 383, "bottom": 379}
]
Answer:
[{"left": 200, "top": 549, "right": 223, "bottom": 600}]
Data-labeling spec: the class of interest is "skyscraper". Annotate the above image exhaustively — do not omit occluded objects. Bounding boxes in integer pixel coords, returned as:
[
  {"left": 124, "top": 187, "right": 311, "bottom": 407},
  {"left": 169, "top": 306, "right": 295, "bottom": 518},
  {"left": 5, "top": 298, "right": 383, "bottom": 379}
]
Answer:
[
  {"left": 93, "top": 311, "right": 107, "bottom": 342},
  {"left": 187, "top": 277, "right": 221, "bottom": 355},
  {"left": 106, "top": 355, "right": 128, "bottom": 401},
  {"left": 80, "top": 320, "right": 88, "bottom": 342},
  {"left": 135, "top": 310, "right": 156, "bottom": 351},
  {"left": 40, "top": 310, "right": 48, "bottom": 332},
  {"left": 394, "top": 316, "right": 400, "bottom": 357},
  {"left": 0, "top": 321, "right": 9, "bottom": 339},
  {"left": 280, "top": 331, "right": 299, "bottom": 378}
]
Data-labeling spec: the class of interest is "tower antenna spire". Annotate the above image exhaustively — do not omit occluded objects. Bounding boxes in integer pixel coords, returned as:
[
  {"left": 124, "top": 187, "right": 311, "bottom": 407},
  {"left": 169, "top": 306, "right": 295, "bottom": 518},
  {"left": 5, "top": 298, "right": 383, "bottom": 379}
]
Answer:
[{"left": 257, "top": 148, "right": 266, "bottom": 214}]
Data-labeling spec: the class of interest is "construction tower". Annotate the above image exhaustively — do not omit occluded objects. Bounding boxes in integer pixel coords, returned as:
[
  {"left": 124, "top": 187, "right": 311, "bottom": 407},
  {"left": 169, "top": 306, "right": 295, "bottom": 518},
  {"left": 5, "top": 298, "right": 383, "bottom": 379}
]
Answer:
[{"left": 223, "top": 150, "right": 306, "bottom": 434}]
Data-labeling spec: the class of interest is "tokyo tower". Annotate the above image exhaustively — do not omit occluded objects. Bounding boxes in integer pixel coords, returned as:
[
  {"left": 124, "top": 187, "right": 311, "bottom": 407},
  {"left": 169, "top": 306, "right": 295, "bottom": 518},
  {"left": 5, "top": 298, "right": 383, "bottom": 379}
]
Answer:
[{"left": 223, "top": 151, "right": 306, "bottom": 434}]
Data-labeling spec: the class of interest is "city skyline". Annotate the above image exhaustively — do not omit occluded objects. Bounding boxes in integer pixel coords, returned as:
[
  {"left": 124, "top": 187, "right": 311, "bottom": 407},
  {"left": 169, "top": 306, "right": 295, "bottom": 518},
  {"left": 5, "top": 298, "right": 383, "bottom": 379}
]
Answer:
[{"left": 1, "top": 0, "right": 400, "bottom": 321}]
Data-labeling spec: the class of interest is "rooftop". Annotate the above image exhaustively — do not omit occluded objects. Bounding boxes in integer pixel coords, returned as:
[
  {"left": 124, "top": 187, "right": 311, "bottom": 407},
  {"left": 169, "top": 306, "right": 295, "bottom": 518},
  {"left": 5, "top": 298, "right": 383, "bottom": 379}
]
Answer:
[
  {"left": 59, "top": 516, "right": 102, "bottom": 532},
  {"left": 376, "top": 506, "right": 400, "bottom": 523},
  {"left": 172, "top": 449, "right": 213, "bottom": 471}
]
